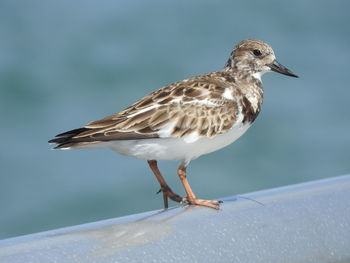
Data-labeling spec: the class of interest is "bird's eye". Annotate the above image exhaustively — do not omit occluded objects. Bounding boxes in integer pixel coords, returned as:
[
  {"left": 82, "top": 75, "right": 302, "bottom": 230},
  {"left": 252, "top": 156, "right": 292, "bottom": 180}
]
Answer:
[{"left": 253, "top": 49, "right": 262, "bottom": 57}]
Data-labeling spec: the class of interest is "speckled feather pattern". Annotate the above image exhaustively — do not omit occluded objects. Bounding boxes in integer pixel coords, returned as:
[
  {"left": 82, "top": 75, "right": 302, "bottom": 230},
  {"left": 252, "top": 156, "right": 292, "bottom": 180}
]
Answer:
[
  {"left": 48, "top": 39, "right": 298, "bottom": 209},
  {"left": 51, "top": 70, "right": 263, "bottom": 148},
  {"left": 49, "top": 39, "right": 289, "bottom": 151}
]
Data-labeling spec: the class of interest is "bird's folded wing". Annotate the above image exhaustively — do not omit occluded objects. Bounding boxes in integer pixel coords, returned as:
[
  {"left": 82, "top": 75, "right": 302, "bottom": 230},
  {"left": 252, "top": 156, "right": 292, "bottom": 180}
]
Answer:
[{"left": 49, "top": 76, "right": 240, "bottom": 148}]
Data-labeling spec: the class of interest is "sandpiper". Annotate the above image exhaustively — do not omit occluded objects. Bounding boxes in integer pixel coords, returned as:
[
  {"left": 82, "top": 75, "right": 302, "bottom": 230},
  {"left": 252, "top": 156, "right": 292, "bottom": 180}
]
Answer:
[{"left": 49, "top": 39, "right": 298, "bottom": 209}]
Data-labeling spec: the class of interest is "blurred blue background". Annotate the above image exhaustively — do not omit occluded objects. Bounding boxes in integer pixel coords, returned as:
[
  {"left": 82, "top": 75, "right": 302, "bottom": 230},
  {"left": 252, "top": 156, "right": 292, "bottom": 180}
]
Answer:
[{"left": 1, "top": 0, "right": 349, "bottom": 239}]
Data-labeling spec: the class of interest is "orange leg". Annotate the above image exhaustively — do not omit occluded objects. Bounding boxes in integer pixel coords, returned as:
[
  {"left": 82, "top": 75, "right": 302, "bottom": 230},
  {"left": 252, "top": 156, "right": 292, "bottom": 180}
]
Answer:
[
  {"left": 177, "top": 163, "right": 220, "bottom": 209},
  {"left": 147, "top": 160, "right": 184, "bottom": 208}
]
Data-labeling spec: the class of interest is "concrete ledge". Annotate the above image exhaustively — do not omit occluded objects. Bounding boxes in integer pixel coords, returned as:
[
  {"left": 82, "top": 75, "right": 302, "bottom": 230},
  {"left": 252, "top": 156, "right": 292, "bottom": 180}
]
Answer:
[{"left": 1, "top": 175, "right": 350, "bottom": 263}]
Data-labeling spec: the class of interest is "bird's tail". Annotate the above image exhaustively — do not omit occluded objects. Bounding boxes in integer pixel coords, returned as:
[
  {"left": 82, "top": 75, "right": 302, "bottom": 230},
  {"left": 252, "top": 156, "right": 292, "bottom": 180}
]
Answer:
[{"left": 48, "top": 127, "right": 100, "bottom": 149}]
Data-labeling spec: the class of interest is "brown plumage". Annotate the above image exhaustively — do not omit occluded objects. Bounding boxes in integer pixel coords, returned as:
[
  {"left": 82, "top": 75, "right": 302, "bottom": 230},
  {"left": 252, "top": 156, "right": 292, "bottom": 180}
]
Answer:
[
  {"left": 49, "top": 39, "right": 298, "bottom": 209},
  {"left": 49, "top": 72, "right": 248, "bottom": 149}
]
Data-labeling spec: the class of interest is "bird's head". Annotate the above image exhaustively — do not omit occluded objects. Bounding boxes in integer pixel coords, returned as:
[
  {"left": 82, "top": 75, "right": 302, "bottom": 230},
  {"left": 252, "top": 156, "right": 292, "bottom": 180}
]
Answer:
[{"left": 225, "top": 39, "right": 298, "bottom": 79}]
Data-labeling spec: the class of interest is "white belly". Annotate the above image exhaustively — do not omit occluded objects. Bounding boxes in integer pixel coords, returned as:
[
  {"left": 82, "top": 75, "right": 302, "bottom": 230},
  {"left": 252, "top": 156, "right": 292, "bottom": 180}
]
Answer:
[{"left": 106, "top": 123, "right": 251, "bottom": 164}]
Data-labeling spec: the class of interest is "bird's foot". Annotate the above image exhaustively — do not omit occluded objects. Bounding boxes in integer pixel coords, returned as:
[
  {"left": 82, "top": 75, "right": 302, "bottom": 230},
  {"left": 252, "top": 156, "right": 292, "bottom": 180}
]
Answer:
[
  {"left": 157, "top": 188, "right": 222, "bottom": 210},
  {"left": 182, "top": 198, "right": 221, "bottom": 210},
  {"left": 158, "top": 187, "right": 184, "bottom": 203}
]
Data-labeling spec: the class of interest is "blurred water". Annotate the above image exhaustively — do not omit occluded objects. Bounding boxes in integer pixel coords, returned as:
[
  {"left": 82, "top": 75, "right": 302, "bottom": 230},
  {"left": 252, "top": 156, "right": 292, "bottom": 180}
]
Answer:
[{"left": 0, "top": 0, "right": 349, "bottom": 239}]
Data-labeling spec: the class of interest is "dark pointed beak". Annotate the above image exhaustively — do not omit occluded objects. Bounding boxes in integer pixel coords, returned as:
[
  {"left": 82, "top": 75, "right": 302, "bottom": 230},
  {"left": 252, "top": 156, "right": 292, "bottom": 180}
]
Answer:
[{"left": 267, "top": 60, "right": 298, "bottom": 78}]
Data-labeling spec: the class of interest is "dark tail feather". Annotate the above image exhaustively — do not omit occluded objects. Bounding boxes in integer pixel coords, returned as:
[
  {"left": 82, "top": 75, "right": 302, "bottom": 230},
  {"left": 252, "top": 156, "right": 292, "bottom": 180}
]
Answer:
[
  {"left": 49, "top": 126, "right": 160, "bottom": 149},
  {"left": 55, "top": 128, "right": 88, "bottom": 137},
  {"left": 48, "top": 127, "right": 92, "bottom": 149}
]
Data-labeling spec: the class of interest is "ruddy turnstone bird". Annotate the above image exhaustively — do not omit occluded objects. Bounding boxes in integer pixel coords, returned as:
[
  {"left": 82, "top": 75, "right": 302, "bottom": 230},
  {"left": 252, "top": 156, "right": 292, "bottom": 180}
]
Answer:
[{"left": 49, "top": 39, "right": 298, "bottom": 209}]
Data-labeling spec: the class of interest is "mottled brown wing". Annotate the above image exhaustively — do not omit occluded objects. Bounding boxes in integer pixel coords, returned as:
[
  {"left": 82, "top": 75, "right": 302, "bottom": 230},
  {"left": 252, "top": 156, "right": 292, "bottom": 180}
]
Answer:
[
  {"left": 49, "top": 72, "right": 240, "bottom": 148},
  {"left": 84, "top": 73, "right": 239, "bottom": 135},
  {"left": 81, "top": 99, "right": 238, "bottom": 140}
]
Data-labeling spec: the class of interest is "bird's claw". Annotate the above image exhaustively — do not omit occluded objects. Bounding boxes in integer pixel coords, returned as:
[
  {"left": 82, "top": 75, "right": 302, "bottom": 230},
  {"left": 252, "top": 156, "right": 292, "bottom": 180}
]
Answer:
[{"left": 180, "top": 198, "right": 221, "bottom": 210}]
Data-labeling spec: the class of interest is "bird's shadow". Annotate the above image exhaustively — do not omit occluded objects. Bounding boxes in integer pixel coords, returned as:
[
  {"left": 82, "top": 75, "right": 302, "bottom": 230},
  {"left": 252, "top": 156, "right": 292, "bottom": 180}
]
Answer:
[{"left": 45, "top": 196, "right": 262, "bottom": 257}]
